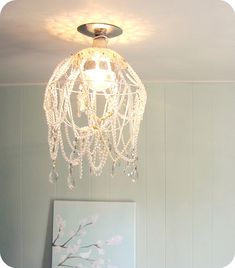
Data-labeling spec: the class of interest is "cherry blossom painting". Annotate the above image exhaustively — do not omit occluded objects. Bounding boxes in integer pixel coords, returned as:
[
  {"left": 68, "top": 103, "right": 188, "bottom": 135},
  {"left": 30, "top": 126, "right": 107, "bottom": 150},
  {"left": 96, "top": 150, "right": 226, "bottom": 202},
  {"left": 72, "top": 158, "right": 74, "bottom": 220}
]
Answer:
[{"left": 51, "top": 201, "right": 136, "bottom": 268}]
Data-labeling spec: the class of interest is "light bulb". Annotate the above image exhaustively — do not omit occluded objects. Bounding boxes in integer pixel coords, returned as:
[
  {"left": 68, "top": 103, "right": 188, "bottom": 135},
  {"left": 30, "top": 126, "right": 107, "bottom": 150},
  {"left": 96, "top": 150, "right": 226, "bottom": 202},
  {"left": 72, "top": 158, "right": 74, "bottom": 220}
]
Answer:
[
  {"left": 84, "top": 68, "right": 116, "bottom": 91},
  {"left": 83, "top": 58, "right": 116, "bottom": 92}
]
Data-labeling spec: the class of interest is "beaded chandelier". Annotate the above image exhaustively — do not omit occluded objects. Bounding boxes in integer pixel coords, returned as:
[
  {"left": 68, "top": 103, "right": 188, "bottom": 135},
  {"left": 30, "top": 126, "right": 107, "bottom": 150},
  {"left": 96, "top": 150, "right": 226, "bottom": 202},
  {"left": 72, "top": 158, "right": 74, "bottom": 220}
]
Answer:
[{"left": 44, "top": 23, "right": 147, "bottom": 189}]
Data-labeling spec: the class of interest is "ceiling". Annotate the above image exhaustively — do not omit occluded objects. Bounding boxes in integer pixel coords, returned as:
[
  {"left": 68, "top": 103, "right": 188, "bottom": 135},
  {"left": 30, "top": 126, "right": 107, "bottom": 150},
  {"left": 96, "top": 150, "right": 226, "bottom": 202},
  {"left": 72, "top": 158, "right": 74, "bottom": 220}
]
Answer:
[{"left": 0, "top": 0, "right": 235, "bottom": 84}]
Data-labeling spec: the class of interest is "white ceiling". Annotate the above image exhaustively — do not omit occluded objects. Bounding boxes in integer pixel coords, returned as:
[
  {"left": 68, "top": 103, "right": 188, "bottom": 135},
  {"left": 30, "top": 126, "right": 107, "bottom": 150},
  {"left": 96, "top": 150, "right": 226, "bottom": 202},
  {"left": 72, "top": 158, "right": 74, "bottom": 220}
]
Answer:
[{"left": 0, "top": 0, "right": 235, "bottom": 84}]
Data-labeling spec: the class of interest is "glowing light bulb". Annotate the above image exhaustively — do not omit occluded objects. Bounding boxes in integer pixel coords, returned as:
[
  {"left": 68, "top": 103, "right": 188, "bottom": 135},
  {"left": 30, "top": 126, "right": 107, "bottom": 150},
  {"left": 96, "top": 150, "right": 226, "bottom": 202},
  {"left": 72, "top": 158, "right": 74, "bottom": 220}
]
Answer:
[
  {"left": 84, "top": 68, "right": 116, "bottom": 91},
  {"left": 83, "top": 57, "right": 116, "bottom": 92}
]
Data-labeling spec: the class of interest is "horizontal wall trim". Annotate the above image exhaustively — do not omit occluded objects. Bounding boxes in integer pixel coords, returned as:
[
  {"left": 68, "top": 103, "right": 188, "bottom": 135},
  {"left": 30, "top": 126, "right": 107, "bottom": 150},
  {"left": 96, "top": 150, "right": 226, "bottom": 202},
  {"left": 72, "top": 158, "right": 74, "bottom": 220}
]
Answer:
[
  {"left": 0, "top": 80, "right": 235, "bottom": 87},
  {"left": 0, "top": 82, "right": 46, "bottom": 87}
]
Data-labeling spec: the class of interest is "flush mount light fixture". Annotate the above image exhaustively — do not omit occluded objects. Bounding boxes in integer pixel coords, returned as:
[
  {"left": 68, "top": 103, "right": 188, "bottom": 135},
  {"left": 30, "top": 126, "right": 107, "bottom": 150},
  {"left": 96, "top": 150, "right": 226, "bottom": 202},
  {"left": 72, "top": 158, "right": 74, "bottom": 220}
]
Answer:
[{"left": 44, "top": 23, "right": 147, "bottom": 189}]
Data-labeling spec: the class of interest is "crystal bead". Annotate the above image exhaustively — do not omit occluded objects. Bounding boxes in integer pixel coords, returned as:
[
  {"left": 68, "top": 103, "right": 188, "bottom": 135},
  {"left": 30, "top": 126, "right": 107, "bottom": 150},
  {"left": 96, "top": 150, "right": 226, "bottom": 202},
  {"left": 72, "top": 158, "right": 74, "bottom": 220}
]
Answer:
[
  {"left": 79, "top": 162, "right": 83, "bottom": 180},
  {"left": 132, "top": 178, "right": 136, "bottom": 183},
  {"left": 67, "top": 174, "right": 75, "bottom": 190},
  {"left": 49, "top": 168, "right": 58, "bottom": 184}
]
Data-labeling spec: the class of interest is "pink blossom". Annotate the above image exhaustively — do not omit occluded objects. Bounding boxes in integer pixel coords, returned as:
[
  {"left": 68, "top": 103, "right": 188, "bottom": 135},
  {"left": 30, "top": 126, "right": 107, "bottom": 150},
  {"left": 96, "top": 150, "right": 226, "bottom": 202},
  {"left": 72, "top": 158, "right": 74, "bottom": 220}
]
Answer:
[
  {"left": 56, "top": 214, "right": 66, "bottom": 229},
  {"left": 106, "top": 235, "right": 123, "bottom": 246}
]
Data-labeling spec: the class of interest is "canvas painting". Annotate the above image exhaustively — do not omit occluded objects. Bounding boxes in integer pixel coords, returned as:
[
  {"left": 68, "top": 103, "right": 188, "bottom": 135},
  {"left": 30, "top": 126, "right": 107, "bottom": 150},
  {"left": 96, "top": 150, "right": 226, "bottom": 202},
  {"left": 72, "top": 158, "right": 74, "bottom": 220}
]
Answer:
[{"left": 51, "top": 201, "right": 136, "bottom": 268}]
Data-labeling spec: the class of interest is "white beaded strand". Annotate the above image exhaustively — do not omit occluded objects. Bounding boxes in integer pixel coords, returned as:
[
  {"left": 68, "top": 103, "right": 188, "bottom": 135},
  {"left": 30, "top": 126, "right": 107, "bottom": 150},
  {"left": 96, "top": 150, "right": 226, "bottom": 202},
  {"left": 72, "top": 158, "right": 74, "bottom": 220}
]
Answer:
[{"left": 44, "top": 47, "right": 146, "bottom": 187}]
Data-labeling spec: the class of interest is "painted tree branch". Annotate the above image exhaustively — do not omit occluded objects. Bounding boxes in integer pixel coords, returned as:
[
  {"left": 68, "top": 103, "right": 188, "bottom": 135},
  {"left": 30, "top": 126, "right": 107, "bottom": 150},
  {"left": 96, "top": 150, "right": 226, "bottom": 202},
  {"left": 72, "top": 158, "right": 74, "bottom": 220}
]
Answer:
[
  {"left": 80, "top": 243, "right": 100, "bottom": 249},
  {"left": 52, "top": 227, "right": 62, "bottom": 246},
  {"left": 57, "top": 253, "right": 95, "bottom": 267},
  {"left": 52, "top": 215, "right": 121, "bottom": 268},
  {"left": 53, "top": 221, "right": 93, "bottom": 248}
]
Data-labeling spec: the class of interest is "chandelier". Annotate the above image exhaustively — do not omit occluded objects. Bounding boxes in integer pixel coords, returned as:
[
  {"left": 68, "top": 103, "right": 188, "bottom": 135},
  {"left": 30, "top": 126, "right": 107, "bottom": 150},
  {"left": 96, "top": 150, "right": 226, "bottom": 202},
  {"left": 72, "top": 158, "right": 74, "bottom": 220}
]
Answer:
[{"left": 44, "top": 23, "right": 147, "bottom": 189}]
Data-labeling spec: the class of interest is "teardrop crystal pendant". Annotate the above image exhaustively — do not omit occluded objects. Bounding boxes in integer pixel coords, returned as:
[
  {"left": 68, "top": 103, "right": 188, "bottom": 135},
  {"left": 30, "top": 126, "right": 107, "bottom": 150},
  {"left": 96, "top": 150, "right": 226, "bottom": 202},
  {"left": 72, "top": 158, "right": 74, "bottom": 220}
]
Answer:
[
  {"left": 124, "top": 162, "right": 134, "bottom": 177},
  {"left": 131, "top": 166, "right": 139, "bottom": 183},
  {"left": 49, "top": 167, "right": 58, "bottom": 184},
  {"left": 67, "top": 164, "right": 75, "bottom": 190},
  {"left": 67, "top": 174, "right": 75, "bottom": 190}
]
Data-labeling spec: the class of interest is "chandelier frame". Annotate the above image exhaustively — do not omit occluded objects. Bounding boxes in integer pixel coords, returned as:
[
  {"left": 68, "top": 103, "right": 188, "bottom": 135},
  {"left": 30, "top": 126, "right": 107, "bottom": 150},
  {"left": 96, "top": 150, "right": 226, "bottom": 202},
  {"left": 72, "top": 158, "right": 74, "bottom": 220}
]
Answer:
[{"left": 44, "top": 23, "right": 147, "bottom": 189}]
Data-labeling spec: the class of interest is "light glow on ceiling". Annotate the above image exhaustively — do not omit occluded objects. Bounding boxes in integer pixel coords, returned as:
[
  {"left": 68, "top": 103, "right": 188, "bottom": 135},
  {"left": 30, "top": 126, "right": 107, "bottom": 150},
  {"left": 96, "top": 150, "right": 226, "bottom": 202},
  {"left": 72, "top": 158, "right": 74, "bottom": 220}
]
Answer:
[{"left": 45, "top": 8, "right": 154, "bottom": 44}]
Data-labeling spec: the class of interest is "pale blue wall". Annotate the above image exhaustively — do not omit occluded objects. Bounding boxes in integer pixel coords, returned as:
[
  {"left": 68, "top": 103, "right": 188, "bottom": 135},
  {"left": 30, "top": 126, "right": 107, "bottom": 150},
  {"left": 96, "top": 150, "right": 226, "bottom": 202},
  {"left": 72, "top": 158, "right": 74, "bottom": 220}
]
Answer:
[{"left": 1, "top": 83, "right": 235, "bottom": 268}]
